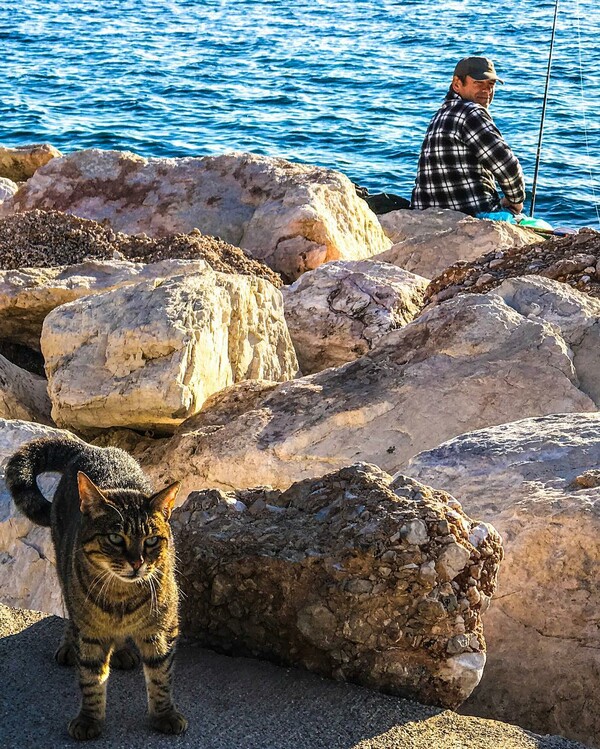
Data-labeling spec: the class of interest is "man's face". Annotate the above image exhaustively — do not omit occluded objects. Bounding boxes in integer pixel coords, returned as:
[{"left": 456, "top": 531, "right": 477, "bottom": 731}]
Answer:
[{"left": 452, "top": 75, "right": 496, "bottom": 108}]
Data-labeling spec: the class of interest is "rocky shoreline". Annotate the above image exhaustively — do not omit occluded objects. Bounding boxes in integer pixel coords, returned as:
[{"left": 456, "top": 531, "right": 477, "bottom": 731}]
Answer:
[{"left": 0, "top": 142, "right": 598, "bottom": 747}]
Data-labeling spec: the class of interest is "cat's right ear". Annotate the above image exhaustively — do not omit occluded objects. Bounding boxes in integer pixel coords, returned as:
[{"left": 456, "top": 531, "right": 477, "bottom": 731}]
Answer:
[{"left": 78, "top": 472, "right": 109, "bottom": 517}]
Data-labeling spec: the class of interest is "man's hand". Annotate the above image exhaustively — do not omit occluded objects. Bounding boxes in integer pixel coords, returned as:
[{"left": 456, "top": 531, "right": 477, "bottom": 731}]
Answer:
[{"left": 501, "top": 197, "right": 524, "bottom": 214}]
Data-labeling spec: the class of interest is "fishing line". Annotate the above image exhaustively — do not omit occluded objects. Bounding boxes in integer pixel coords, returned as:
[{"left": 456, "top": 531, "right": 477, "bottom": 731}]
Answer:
[
  {"left": 575, "top": 0, "right": 600, "bottom": 226},
  {"left": 530, "top": 0, "right": 559, "bottom": 217}
]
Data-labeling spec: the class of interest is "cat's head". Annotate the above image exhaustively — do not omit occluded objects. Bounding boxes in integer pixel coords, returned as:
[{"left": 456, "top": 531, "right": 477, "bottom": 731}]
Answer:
[{"left": 77, "top": 472, "right": 180, "bottom": 583}]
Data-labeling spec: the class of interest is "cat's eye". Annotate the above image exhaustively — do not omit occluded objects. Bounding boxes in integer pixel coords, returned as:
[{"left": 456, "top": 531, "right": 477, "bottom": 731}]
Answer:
[
  {"left": 108, "top": 533, "right": 125, "bottom": 546},
  {"left": 145, "top": 536, "right": 160, "bottom": 548}
]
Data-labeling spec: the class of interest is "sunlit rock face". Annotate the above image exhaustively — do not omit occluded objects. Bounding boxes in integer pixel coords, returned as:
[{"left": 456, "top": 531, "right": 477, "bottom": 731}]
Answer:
[{"left": 0, "top": 149, "right": 391, "bottom": 280}]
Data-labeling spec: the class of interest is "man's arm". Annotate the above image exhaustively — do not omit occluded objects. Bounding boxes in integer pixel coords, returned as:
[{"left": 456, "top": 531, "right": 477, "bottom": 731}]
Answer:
[{"left": 462, "top": 106, "right": 526, "bottom": 207}]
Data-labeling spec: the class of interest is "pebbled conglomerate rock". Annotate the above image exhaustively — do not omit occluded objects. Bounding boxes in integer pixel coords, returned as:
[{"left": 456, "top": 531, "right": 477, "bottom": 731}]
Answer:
[
  {"left": 424, "top": 228, "right": 600, "bottom": 307},
  {"left": 172, "top": 463, "right": 503, "bottom": 710},
  {"left": 0, "top": 209, "right": 282, "bottom": 286}
]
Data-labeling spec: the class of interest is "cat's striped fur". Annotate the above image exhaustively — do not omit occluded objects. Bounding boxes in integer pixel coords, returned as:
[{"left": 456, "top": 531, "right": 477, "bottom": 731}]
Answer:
[{"left": 5, "top": 435, "right": 187, "bottom": 740}]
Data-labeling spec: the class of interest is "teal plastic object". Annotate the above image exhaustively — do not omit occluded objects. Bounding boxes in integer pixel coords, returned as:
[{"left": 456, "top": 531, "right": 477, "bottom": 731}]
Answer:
[
  {"left": 517, "top": 216, "right": 554, "bottom": 231},
  {"left": 476, "top": 210, "right": 518, "bottom": 224}
]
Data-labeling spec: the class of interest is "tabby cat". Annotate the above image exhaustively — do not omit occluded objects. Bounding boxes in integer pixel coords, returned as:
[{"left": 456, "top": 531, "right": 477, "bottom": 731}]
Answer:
[{"left": 5, "top": 435, "right": 187, "bottom": 740}]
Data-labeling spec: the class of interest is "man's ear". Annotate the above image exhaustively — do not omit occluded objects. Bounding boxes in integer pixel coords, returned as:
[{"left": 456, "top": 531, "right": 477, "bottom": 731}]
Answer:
[
  {"left": 149, "top": 482, "right": 181, "bottom": 521},
  {"left": 78, "top": 472, "right": 110, "bottom": 517},
  {"left": 451, "top": 75, "right": 461, "bottom": 93}
]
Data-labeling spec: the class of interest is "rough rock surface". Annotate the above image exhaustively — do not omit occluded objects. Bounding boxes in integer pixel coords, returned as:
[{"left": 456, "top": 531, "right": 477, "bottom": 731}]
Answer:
[
  {"left": 424, "top": 227, "right": 600, "bottom": 306},
  {"left": 0, "top": 355, "right": 52, "bottom": 424},
  {"left": 406, "top": 412, "right": 600, "bottom": 747},
  {"left": 0, "top": 419, "right": 67, "bottom": 616},
  {"left": 0, "top": 150, "right": 391, "bottom": 280},
  {"left": 378, "top": 207, "right": 469, "bottom": 243},
  {"left": 0, "top": 258, "right": 212, "bottom": 350},
  {"left": 374, "top": 209, "right": 538, "bottom": 279},
  {"left": 42, "top": 271, "right": 298, "bottom": 433},
  {"left": 492, "top": 275, "right": 600, "bottom": 406},
  {"left": 0, "top": 209, "right": 282, "bottom": 286},
  {"left": 0, "top": 605, "right": 590, "bottom": 749},
  {"left": 282, "top": 260, "right": 429, "bottom": 374},
  {"left": 128, "top": 292, "right": 595, "bottom": 497},
  {"left": 0, "top": 143, "right": 61, "bottom": 182},
  {"left": 0, "top": 177, "right": 18, "bottom": 203},
  {"left": 172, "top": 463, "right": 503, "bottom": 709}
]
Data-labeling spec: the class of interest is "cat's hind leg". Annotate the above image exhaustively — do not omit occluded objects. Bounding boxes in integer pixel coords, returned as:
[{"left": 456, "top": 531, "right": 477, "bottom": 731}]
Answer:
[{"left": 55, "top": 619, "right": 77, "bottom": 666}]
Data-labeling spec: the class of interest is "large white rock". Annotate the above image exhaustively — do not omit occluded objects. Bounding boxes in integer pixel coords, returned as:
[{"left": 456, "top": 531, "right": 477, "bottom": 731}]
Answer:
[
  {"left": 0, "top": 354, "right": 52, "bottom": 424},
  {"left": 493, "top": 275, "right": 600, "bottom": 405},
  {"left": 374, "top": 208, "right": 539, "bottom": 279},
  {"left": 405, "top": 412, "right": 600, "bottom": 748},
  {"left": 0, "top": 177, "right": 18, "bottom": 204},
  {"left": 42, "top": 270, "right": 299, "bottom": 433},
  {"left": 0, "top": 419, "right": 66, "bottom": 616},
  {"left": 0, "top": 258, "right": 211, "bottom": 350},
  {"left": 282, "top": 260, "right": 429, "bottom": 374},
  {"left": 129, "top": 293, "right": 596, "bottom": 498},
  {"left": 0, "top": 149, "right": 391, "bottom": 280}
]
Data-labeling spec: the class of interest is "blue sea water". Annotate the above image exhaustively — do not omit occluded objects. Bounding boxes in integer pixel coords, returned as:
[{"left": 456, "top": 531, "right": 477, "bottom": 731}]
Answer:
[{"left": 1, "top": 0, "right": 599, "bottom": 229}]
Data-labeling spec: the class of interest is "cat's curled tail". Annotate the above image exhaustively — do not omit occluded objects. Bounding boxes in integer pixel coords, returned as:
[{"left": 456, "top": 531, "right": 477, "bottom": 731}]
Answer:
[{"left": 5, "top": 435, "right": 87, "bottom": 527}]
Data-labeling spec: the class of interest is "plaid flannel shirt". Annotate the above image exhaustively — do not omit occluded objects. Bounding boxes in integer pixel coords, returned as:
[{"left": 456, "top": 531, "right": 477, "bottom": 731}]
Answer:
[{"left": 411, "top": 91, "right": 526, "bottom": 215}]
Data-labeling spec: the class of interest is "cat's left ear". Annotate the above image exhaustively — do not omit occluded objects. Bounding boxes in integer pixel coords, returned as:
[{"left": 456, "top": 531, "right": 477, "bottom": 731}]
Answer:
[
  {"left": 78, "top": 472, "right": 110, "bottom": 518},
  {"left": 149, "top": 482, "right": 181, "bottom": 521}
]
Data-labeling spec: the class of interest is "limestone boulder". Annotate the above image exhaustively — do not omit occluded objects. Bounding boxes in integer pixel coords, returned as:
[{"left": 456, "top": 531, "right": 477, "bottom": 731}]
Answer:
[
  {"left": 406, "top": 412, "right": 600, "bottom": 747},
  {"left": 282, "top": 260, "right": 429, "bottom": 374},
  {"left": 0, "top": 355, "right": 52, "bottom": 424},
  {"left": 0, "top": 258, "right": 211, "bottom": 350},
  {"left": 378, "top": 207, "right": 468, "bottom": 243},
  {"left": 131, "top": 293, "right": 595, "bottom": 497},
  {"left": 0, "top": 177, "right": 18, "bottom": 203},
  {"left": 492, "top": 275, "right": 600, "bottom": 405},
  {"left": 0, "top": 149, "right": 391, "bottom": 281},
  {"left": 172, "top": 463, "right": 503, "bottom": 709},
  {"left": 0, "top": 419, "right": 68, "bottom": 616},
  {"left": 374, "top": 208, "right": 538, "bottom": 279},
  {"left": 41, "top": 271, "right": 298, "bottom": 433},
  {"left": 0, "top": 143, "right": 61, "bottom": 182}
]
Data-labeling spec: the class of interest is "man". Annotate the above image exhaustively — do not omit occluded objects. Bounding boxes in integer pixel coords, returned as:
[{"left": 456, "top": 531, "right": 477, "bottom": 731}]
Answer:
[{"left": 411, "top": 56, "right": 525, "bottom": 217}]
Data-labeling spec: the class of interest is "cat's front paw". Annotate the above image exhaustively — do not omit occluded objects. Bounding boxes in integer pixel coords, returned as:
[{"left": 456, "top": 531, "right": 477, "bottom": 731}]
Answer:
[
  {"left": 150, "top": 709, "right": 188, "bottom": 735},
  {"left": 68, "top": 715, "right": 104, "bottom": 740},
  {"left": 110, "top": 646, "right": 140, "bottom": 670},
  {"left": 54, "top": 643, "right": 77, "bottom": 666}
]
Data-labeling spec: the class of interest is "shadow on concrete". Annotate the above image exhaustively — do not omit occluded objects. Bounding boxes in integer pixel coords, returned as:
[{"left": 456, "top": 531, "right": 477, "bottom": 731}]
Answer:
[{"left": 0, "top": 615, "right": 588, "bottom": 749}]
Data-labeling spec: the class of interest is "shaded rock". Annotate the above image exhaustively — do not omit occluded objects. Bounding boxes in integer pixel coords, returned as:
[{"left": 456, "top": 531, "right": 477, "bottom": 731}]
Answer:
[
  {"left": 0, "top": 177, "right": 18, "bottom": 203},
  {"left": 0, "top": 209, "right": 282, "bottom": 287},
  {"left": 172, "top": 463, "right": 503, "bottom": 709},
  {"left": 0, "top": 150, "right": 391, "bottom": 280},
  {"left": 0, "top": 143, "right": 61, "bottom": 182},
  {"left": 424, "top": 227, "right": 600, "bottom": 306},
  {"left": 406, "top": 412, "right": 600, "bottom": 747},
  {"left": 42, "top": 271, "right": 298, "bottom": 433},
  {"left": 282, "top": 260, "right": 429, "bottom": 374},
  {"left": 133, "top": 293, "right": 595, "bottom": 496},
  {"left": 0, "top": 355, "right": 52, "bottom": 424},
  {"left": 374, "top": 209, "right": 538, "bottom": 279},
  {"left": 0, "top": 419, "right": 70, "bottom": 616}
]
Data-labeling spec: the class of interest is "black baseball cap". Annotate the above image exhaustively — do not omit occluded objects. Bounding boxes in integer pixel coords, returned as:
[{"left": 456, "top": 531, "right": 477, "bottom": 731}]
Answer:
[{"left": 453, "top": 57, "right": 504, "bottom": 84}]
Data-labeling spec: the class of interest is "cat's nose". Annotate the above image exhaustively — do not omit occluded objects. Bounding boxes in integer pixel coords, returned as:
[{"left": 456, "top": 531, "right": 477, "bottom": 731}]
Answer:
[{"left": 130, "top": 558, "right": 143, "bottom": 571}]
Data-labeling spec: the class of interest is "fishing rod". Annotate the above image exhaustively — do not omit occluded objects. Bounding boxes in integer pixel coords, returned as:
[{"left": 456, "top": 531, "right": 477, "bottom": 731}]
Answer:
[{"left": 530, "top": 0, "right": 560, "bottom": 217}]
